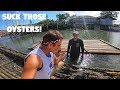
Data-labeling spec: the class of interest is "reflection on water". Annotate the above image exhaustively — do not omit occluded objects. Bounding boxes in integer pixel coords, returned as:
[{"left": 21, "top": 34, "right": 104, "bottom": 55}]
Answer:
[
  {"left": 0, "top": 32, "right": 45, "bottom": 53},
  {"left": 0, "top": 30, "right": 120, "bottom": 70},
  {"left": 80, "top": 54, "right": 120, "bottom": 70},
  {"left": 109, "top": 32, "right": 120, "bottom": 48},
  {"left": 80, "top": 54, "right": 94, "bottom": 67}
]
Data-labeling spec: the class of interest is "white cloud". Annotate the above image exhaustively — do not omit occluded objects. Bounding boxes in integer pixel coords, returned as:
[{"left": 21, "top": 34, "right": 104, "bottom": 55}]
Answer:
[
  {"left": 114, "top": 11, "right": 120, "bottom": 24},
  {"left": 64, "top": 11, "right": 101, "bottom": 17},
  {"left": 64, "top": 11, "right": 76, "bottom": 16},
  {"left": 64, "top": 11, "right": 120, "bottom": 24}
]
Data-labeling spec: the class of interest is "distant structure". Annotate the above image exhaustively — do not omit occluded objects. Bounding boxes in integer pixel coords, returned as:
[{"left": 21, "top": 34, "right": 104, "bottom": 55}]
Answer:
[
  {"left": 66, "top": 15, "right": 117, "bottom": 30},
  {"left": 0, "top": 30, "right": 9, "bottom": 37}
]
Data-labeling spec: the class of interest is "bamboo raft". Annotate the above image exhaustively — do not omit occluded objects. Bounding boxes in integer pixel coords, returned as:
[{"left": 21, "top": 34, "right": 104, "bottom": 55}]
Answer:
[
  {"left": 61, "top": 39, "right": 120, "bottom": 54},
  {"left": 0, "top": 53, "right": 22, "bottom": 79},
  {"left": 0, "top": 46, "right": 25, "bottom": 79},
  {"left": 0, "top": 46, "right": 26, "bottom": 63}
]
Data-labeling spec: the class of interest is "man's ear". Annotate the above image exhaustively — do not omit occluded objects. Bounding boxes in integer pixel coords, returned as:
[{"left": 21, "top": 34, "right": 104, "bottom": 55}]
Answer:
[
  {"left": 41, "top": 41, "right": 43, "bottom": 45},
  {"left": 39, "top": 41, "right": 42, "bottom": 44}
]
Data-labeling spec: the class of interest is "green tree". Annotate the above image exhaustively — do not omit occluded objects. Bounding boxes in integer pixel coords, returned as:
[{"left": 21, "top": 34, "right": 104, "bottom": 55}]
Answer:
[
  {"left": 100, "top": 11, "right": 119, "bottom": 19},
  {"left": 56, "top": 13, "right": 70, "bottom": 22},
  {"left": 34, "top": 13, "right": 71, "bottom": 30}
]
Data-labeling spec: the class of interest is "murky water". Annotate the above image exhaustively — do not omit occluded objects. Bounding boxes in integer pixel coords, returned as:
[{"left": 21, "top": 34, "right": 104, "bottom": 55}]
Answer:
[{"left": 0, "top": 30, "right": 120, "bottom": 70}]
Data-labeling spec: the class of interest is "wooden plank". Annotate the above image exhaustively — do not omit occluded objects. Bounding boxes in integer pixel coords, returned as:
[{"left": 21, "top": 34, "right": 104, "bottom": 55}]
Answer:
[
  {"left": 0, "top": 66, "right": 21, "bottom": 79},
  {"left": 0, "top": 67, "right": 17, "bottom": 79},
  {"left": 100, "top": 39, "right": 120, "bottom": 50},
  {"left": 84, "top": 39, "right": 120, "bottom": 54},
  {"left": 61, "top": 39, "right": 120, "bottom": 54},
  {"left": 86, "top": 48, "right": 118, "bottom": 50},
  {"left": 87, "top": 50, "right": 120, "bottom": 52},
  {"left": 0, "top": 71, "right": 10, "bottom": 79}
]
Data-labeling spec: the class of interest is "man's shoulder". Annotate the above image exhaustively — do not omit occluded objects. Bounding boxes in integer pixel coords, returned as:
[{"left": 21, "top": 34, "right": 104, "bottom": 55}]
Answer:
[
  {"left": 27, "top": 54, "right": 41, "bottom": 61},
  {"left": 25, "top": 54, "right": 41, "bottom": 67},
  {"left": 69, "top": 38, "right": 74, "bottom": 42},
  {"left": 78, "top": 38, "right": 83, "bottom": 42}
]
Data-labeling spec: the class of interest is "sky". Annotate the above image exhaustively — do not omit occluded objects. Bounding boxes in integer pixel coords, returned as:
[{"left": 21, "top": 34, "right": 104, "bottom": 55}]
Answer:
[{"left": 0, "top": 11, "right": 120, "bottom": 30}]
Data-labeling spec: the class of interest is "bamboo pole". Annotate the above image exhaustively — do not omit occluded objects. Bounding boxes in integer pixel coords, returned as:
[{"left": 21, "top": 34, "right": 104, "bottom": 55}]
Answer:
[{"left": 99, "top": 39, "right": 120, "bottom": 50}]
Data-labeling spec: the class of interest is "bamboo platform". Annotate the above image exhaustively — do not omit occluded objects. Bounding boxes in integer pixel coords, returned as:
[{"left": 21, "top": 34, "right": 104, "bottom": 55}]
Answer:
[
  {"left": 61, "top": 39, "right": 120, "bottom": 54},
  {"left": 0, "top": 46, "right": 25, "bottom": 79},
  {"left": 0, "top": 53, "right": 22, "bottom": 79}
]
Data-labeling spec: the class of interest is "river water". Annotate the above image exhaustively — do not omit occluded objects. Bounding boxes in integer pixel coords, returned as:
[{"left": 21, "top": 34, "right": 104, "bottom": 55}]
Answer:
[{"left": 0, "top": 30, "right": 120, "bottom": 70}]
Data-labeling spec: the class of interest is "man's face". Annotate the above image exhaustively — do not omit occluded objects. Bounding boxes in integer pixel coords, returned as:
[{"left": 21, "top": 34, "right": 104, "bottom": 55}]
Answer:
[
  {"left": 73, "top": 34, "right": 79, "bottom": 39},
  {"left": 50, "top": 39, "right": 62, "bottom": 54}
]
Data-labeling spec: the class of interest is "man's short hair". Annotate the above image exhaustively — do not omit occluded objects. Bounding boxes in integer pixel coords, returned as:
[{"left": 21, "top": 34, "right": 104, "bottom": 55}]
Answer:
[
  {"left": 42, "top": 30, "right": 63, "bottom": 46},
  {"left": 73, "top": 31, "right": 79, "bottom": 35}
]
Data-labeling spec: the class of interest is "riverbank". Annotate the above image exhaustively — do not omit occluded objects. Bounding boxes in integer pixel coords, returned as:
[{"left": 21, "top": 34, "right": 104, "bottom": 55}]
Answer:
[
  {"left": 0, "top": 30, "right": 9, "bottom": 37},
  {"left": 104, "top": 29, "right": 120, "bottom": 32}
]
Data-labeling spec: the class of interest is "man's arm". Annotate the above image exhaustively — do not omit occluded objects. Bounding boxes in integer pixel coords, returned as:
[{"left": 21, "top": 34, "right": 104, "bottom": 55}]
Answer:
[
  {"left": 80, "top": 40, "right": 84, "bottom": 58},
  {"left": 21, "top": 54, "right": 42, "bottom": 79},
  {"left": 50, "top": 52, "right": 65, "bottom": 77},
  {"left": 53, "top": 51, "right": 65, "bottom": 65},
  {"left": 67, "top": 40, "right": 71, "bottom": 57}
]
